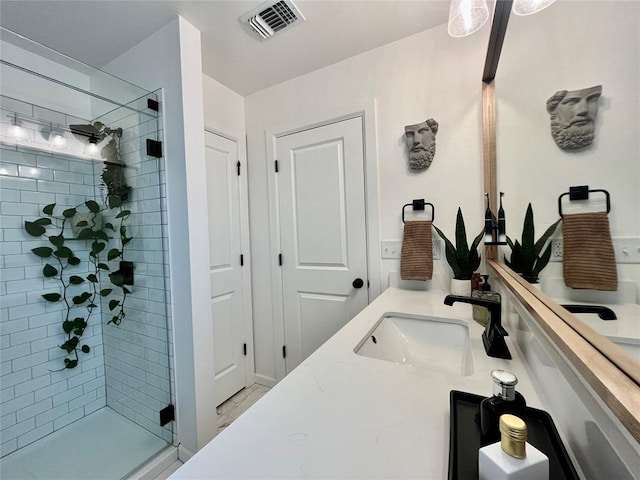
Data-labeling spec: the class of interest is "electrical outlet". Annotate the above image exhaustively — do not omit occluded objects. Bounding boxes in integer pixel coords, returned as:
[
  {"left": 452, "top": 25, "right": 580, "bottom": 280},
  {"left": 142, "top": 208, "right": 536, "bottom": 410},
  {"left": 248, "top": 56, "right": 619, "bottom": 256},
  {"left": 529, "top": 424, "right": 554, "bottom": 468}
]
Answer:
[
  {"left": 550, "top": 239, "right": 563, "bottom": 261},
  {"left": 381, "top": 239, "right": 442, "bottom": 260},
  {"left": 613, "top": 237, "right": 640, "bottom": 264}
]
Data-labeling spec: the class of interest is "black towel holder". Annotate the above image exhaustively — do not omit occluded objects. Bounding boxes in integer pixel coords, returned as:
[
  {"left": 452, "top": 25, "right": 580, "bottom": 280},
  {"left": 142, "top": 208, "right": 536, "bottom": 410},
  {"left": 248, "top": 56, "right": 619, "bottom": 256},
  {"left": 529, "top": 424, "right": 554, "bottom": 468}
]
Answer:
[
  {"left": 558, "top": 186, "right": 610, "bottom": 217},
  {"left": 402, "top": 199, "right": 434, "bottom": 223}
]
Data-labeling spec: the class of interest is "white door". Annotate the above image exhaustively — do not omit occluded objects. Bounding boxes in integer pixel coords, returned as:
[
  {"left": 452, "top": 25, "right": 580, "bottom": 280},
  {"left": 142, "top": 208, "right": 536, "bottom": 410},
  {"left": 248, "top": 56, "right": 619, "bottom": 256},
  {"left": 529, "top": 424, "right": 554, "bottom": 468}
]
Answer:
[
  {"left": 205, "top": 131, "right": 248, "bottom": 406},
  {"left": 276, "top": 117, "right": 369, "bottom": 372}
]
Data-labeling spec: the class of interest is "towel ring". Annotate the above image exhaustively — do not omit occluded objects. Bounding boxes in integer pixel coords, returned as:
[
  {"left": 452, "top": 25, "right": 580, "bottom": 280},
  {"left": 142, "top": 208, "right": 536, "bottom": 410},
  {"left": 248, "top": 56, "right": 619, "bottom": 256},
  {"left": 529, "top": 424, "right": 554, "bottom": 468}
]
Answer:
[
  {"left": 558, "top": 186, "right": 611, "bottom": 217},
  {"left": 402, "top": 199, "right": 434, "bottom": 223}
]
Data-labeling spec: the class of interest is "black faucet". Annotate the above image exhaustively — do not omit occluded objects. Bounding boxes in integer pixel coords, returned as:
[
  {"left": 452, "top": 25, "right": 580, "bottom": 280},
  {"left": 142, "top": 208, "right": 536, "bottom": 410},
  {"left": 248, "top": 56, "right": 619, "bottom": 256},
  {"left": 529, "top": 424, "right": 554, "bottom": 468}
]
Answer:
[
  {"left": 561, "top": 304, "right": 617, "bottom": 321},
  {"left": 444, "top": 295, "right": 512, "bottom": 360}
]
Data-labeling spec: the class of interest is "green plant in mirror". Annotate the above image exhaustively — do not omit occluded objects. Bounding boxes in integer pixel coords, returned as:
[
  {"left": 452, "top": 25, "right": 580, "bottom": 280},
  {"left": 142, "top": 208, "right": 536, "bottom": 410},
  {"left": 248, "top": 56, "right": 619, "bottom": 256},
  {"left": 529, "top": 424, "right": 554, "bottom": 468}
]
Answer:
[
  {"left": 24, "top": 198, "right": 133, "bottom": 369},
  {"left": 505, "top": 203, "right": 561, "bottom": 284},
  {"left": 433, "top": 207, "right": 484, "bottom": 280}
]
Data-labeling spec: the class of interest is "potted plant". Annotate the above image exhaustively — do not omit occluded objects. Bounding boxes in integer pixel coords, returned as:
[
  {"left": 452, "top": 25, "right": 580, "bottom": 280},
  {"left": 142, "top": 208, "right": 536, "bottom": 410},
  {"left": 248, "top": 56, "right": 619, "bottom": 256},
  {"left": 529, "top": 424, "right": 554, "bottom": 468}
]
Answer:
[
  {"left": 505, "top": 203, "right": 561, "bottom": 284},
  {"left": 433, "top": 207, "right": 484, "bottom": 295}
]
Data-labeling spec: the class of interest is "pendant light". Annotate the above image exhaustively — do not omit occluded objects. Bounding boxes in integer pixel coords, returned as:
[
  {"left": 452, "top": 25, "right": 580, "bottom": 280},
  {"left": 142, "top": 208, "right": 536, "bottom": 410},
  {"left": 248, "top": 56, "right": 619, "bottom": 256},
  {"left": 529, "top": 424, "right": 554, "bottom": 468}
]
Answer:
[
  {"left": 512, "top": 0, "right": 556, "bottom": 16},
  {"left": 448, "top": 0, "right": 490, "bottom": 38}
]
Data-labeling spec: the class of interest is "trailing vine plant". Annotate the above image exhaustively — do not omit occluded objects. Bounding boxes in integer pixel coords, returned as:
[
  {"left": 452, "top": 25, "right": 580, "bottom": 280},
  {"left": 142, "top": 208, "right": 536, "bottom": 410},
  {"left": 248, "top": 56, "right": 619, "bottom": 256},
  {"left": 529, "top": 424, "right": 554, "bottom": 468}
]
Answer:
[{"left": 25, "top": 122, "right": 132, "bottom": 369}]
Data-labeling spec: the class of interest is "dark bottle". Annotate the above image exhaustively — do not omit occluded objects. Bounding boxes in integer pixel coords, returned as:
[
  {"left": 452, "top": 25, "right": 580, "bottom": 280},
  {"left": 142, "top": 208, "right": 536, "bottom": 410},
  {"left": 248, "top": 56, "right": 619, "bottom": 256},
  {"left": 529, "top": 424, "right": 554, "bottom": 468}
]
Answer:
[
  {"left": 480, "top": 369, "right": 527, "bottom": 446},
  {"left": 484, "top": 192, "right": 494, "bottom": 243},
  {"left": 497, "top": 192, "right": 506, "bottom": 244}
]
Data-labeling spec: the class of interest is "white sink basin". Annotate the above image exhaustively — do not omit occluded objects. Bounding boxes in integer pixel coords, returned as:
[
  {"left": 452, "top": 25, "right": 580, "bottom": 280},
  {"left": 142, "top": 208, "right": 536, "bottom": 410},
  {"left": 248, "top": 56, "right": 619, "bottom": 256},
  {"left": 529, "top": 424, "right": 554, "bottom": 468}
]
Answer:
[
  {"left": 354, "top": 313, "right": 473, "bottom": 375},
  {"left": 609, "top": 336, "right": 640, "bottom": 363}
]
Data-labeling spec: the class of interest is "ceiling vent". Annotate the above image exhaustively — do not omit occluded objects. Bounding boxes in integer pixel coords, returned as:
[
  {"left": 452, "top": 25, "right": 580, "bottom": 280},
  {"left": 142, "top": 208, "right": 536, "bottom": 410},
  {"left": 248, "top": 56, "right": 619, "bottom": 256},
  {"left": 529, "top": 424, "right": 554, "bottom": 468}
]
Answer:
[{"left": 239, "top": 0, "right": 305, "bottom": 41}]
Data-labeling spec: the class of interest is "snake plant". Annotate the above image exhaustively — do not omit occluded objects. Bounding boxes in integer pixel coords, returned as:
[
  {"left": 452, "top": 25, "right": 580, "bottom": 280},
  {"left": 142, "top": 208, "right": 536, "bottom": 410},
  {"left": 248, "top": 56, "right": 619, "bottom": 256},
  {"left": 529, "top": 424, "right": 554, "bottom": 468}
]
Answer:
[
  {"left": 505, "top": 203, "right": 561, "bottom": 283},
  {"left": 433, "top": 207, "right": 484, "bottom": 280}
]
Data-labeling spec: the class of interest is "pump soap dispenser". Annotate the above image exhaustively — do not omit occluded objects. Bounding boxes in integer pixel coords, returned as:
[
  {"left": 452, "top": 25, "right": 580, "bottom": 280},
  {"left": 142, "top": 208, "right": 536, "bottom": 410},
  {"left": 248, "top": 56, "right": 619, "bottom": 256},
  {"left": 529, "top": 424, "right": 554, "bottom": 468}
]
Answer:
[
  {"left": 480, "top": 370, "right": 527, "bottom": 445},
  {"left": 479, "top": 414, "right": 549, "bottom": 480}
]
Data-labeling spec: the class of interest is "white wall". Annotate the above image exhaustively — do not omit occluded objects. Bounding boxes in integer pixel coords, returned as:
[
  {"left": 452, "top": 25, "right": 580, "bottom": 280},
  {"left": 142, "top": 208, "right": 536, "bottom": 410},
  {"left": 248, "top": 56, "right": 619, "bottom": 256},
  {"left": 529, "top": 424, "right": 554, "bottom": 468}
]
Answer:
[
  {"left": 101, "top": 17, "right": 213, "bottom": 456},
  {"left": 496, "top": 0, "right": 640, "bottom": 298},
  {"left": 245, "top": 23, "right": 490, "bottom": 384}
]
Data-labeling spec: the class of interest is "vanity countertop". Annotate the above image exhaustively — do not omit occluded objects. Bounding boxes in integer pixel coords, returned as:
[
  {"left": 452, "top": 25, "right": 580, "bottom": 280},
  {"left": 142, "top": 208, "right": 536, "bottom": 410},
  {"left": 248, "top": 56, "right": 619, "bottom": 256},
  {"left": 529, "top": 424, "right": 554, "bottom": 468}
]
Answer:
[{"left": 170, "top": 287, "right": 543, "bottom": 479}]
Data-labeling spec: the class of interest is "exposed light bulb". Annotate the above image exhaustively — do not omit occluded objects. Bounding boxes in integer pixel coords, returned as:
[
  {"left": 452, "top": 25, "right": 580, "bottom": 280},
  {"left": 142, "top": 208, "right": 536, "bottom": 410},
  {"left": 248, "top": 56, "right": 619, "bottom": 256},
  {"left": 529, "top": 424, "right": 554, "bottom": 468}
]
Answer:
[
  {"left": 512, "top": 0, "right": 556, "bottom": 16},
  {"left": 88, "top": 135, "right": 99, "bottom": 155},
  {"left": 49, "top": 126, "right": 68, "bottom": 148},
  {"left": 448, "top": 0, "right": 489, "bottom": 38},
  {"left": 9, "top": 113, "right": 27, "bottom": 139}
]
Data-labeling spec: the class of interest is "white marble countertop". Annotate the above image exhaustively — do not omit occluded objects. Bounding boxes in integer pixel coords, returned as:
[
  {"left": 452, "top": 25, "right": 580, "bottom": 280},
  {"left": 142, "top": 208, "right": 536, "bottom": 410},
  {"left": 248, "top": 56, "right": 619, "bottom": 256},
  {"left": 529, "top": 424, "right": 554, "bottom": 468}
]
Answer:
[{"left": 170, "top": 287, "right": 542, "bottom": 480}]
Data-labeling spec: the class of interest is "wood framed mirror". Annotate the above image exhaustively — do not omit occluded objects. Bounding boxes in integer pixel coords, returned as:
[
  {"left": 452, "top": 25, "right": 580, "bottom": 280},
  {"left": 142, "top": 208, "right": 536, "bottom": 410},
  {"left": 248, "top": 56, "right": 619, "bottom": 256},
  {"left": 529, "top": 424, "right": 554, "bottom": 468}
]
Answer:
[{"left": 481, "top": 0, "right": 640, "bottom": 442}]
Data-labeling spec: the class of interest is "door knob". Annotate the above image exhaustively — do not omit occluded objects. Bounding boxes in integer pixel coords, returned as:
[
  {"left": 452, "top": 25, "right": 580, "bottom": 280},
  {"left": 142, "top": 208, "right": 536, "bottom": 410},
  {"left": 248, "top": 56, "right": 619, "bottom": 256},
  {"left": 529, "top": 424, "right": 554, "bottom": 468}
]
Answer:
[{"left": 352, "top": 278, "right": 364, "bottom": 289}]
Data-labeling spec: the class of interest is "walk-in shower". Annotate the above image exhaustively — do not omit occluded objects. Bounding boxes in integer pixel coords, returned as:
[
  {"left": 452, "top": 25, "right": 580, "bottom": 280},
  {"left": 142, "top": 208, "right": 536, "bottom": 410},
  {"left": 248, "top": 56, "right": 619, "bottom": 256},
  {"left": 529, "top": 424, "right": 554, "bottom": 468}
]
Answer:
[{"left": 0, "top": 29, "right": 174, "bottom": 478}]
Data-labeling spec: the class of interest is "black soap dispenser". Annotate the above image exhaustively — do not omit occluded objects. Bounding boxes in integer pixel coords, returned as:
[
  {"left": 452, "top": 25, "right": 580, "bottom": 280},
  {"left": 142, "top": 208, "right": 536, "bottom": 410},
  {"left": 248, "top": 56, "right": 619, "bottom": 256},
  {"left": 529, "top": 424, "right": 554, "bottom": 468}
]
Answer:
[{"left": 480, "top": 369, "right": 527, "bottom": 446}]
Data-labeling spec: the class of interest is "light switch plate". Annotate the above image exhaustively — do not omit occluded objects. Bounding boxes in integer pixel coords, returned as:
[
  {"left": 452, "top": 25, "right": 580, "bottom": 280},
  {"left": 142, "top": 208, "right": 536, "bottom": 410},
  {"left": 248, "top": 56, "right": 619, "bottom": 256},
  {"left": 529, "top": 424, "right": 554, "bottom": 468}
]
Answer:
[{"left": 381, "top": 239, "right": 442, "bottom": 260}]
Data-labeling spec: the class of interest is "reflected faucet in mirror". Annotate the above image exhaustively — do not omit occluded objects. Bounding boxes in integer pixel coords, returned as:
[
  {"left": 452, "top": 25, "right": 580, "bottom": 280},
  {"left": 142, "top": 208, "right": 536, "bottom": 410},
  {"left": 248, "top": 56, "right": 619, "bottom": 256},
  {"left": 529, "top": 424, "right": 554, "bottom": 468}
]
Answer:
[
  {"left": 444, "top": 295, "right": 512, "bottom": 359},
  {"left": 561, "top": 304, "right": 617, "bottom": 321}
]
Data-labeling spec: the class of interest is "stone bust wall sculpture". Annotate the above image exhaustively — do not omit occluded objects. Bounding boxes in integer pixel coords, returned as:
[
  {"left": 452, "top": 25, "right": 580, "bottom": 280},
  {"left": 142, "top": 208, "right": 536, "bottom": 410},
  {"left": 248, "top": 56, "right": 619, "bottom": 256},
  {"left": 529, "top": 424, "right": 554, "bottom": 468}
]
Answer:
[
  {"left": 546, "top": 85, "right": 602, "bottom": 150},
  {"left": 404, "top": 118, "right": 439, "bottom": 170}
]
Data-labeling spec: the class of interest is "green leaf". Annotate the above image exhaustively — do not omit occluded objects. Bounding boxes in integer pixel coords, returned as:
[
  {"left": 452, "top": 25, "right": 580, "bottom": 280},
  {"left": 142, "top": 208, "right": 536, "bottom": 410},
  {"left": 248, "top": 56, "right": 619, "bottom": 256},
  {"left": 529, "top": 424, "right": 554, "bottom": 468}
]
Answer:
[
  {"left": 64, "top": 359, "right": 78, "bottom": 369},
  {"left": 87, "top": 274, "right": 98, "bottom": 283},
  {"left": 108, "top": 196, "right": 122, "bottom": 209},
  {"left": 122, "top": 237, "right": 132, "bottom": 246},
  {"left": 107, "top": 248, "right": 120, "bottom": 261},
  {"left": 73, "top": 318, "right": 86, "bottom": 329},
  {"left": 25, "top": 221, "right": 46, "bottom": 237},
  {"left": 54, "top": 246, "right": 72, "bottom": 258},
  {"left": 68, "top": 256, "right": 81, "bottom": 266},
  {"left": 98, "top": 263, "right": 110, "bottom": 271},
  {"left": 81, "top": 345, "right": 91, "bottom": 354},
  {"left": 123, "top": 287, "right": 131, "bottom": 295},
  {"left": 109, "top": 299, "right": 121, "bottom": 311},
  {"left": 533, "top": 219, "right": 562, "bottom": 256},
  {"left": 109, "top": 273, "right": 124, "bottom": 287},
  {"left": 62, "top": 320, "right": 73, "bottom": 334},
  {"left": 85, "top": 200, "right": 100, "bottom": 213},
  {"left": 104, "top": 222, "right": 115, "bottom": 231},
  {"left": 32, "top": 246, "right": 53, "bottom": 258},
  {"left": 77, "top": 228, "right": 94, "bottom": 240},
  {"left": 115, "top": 210, "right": 131, "bottom": 219},
  {"left": 69, "top": 275, "right": 85, "bottom": 285},
  {"left": 91, "top": 241, "right": 105, "bottom": 255},
  {"left": 94, "top": 230, "right": 109, "bottom": 242},
  {"left": 49, "top": 234, "right": 65, "bottom": 247},
  {"left": 43, "top": 264, "right": 58, "bottom": 277},
  {"left": 42, "top": 292, "right": 61, "bottom": 302},
  {"left": 33, "top": 217, "right": 52, "bottom": 226},
  {"left": 60, "top": 337, "right": 78, "bottom": 353},
  {"left": 42, "top": 203, "right": 56, "bottom": 215},
  {"left": 75, "top": 220, "right": 89, "bottom": 228},
  {"left": 100, "top": 288, "right": 113, "bottom": 297},
  {"left": 62, "top": 208, "right": 77, "bottom": 218},
  {"left": 72, "top": 292, "right": 92, "bottom": 305}
]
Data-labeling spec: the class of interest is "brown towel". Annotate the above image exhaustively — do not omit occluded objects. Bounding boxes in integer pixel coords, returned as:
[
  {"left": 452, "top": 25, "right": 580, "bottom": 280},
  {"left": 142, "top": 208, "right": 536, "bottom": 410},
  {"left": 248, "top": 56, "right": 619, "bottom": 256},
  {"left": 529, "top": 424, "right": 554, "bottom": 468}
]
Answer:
[
  {"left": 563, "top": 212, "right": 617, "bottom": 291},
  {"left": 400, "top": 220, "right": 433, "bottom": 281}
]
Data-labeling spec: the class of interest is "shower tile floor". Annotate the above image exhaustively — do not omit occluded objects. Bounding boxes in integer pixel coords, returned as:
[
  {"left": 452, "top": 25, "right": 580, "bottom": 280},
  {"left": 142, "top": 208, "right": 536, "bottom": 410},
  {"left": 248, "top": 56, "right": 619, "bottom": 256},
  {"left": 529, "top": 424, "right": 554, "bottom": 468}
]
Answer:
[{"left": 1, "top": 407, "right": 168, "bottom": 480}]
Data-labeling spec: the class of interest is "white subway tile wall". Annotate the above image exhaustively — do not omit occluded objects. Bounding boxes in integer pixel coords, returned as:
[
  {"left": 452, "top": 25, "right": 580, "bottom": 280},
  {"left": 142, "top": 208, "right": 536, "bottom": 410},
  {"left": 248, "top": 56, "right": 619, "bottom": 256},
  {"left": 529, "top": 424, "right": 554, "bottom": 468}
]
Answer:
[{"left": 0, "top": 95, "right": 173, "bottom": 456}]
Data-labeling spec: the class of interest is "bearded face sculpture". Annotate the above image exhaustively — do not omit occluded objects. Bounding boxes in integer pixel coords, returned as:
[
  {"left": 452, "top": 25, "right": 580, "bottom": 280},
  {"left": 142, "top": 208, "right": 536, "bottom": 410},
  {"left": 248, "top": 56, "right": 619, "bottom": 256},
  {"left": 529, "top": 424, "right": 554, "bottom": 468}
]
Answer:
[
  {"left": 404, "top": 118, "right": 439, "bottom": 170},
  {"left": 546, "top": 85, "right": 602, "bottom": 150}
]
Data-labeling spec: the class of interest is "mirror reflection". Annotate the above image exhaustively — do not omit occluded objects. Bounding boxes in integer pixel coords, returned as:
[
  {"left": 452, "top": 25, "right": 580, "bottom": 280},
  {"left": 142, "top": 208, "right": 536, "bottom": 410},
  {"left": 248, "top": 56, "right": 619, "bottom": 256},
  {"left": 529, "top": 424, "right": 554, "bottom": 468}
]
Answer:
[{"left": 495, "top": 1, "right": 639, "bottom": 366}]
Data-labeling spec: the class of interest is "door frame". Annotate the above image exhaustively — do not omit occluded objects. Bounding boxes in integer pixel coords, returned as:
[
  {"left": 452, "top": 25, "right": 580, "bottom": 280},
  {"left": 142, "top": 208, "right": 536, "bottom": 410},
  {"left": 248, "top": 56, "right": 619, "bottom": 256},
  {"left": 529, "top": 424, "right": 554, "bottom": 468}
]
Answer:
[
  {"left": 204, "top": 126, "right": 255, "bottom": 389},
  {"left": 264, "top": 100, "right": 381, "bottom": 381}
]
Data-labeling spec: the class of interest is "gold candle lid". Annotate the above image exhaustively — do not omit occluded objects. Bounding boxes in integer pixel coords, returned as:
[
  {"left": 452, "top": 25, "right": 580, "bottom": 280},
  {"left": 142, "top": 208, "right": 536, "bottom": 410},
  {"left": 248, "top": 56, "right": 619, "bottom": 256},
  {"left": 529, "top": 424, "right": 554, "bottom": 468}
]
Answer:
[{"left": 499, "top": 414, "right": 527, "bottom": 459}]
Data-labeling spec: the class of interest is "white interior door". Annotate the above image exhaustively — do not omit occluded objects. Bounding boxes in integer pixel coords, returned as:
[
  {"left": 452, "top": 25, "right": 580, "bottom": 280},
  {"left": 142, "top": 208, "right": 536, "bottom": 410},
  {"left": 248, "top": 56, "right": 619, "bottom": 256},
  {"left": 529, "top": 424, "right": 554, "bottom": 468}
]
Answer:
[
  {"left": 205, "top": 131, "right": 248, "bottom": 406},
  {"left": 276, "top": 117, "right": 369, "bottom": 373}
]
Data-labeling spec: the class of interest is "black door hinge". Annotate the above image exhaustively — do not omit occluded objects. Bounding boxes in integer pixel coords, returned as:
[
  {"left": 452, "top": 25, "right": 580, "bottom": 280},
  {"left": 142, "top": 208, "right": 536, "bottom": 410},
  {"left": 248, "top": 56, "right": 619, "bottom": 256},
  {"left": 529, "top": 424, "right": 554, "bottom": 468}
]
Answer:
[
  {"left": 278, "top": 253, "right": 282, "bottom": 266},
  {"left": 240, "top": 254, "right": 244, "bottom": 266},
  {"left": 159, "top": 404, "right": 175, "bottom": 426},
  {"left": 146, "top": 139, "right": 163, "bottom": 158},
  {"left": 275, "top": 160, "right": 279, "bottom": 173},
  {"left": 237, "top": 161, "right": 241, "bottom": 176},
  {"left": 243, "top": 343, "right": 247, "bottom": 356},
  {"left": 282, "top": 345, "right": 287, "bottom": 358}
]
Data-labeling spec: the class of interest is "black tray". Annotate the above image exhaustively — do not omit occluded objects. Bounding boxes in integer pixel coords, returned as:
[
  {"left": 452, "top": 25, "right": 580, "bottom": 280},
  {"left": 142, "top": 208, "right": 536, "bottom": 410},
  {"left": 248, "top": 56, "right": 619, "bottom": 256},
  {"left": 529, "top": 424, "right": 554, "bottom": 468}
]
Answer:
[{"left": 448, "top": 390, "right": 579, "bottom": 480}]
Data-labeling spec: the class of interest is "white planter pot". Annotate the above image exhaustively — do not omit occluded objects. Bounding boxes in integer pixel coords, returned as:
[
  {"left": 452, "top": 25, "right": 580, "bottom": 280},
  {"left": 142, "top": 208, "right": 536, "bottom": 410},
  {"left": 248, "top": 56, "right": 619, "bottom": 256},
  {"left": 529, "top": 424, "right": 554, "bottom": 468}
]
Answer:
[{"left": 450, "top": 278, "right": 471, "bottom": 296}]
